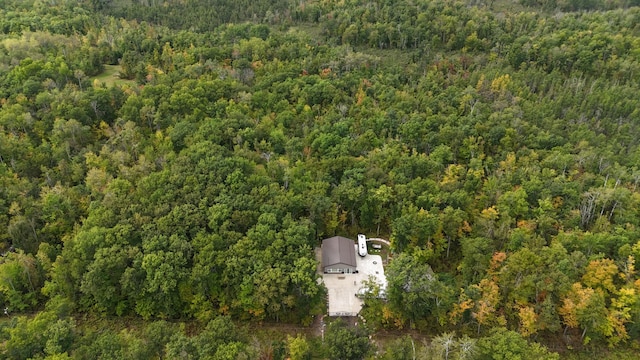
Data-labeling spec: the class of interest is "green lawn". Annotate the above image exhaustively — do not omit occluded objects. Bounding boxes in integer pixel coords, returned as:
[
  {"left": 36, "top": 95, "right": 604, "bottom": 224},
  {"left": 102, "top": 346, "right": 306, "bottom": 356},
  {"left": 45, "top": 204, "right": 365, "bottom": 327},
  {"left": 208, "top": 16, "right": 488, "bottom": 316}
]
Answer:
[{"left": 91, "top": 65, "right": 136, "bottom": 87}]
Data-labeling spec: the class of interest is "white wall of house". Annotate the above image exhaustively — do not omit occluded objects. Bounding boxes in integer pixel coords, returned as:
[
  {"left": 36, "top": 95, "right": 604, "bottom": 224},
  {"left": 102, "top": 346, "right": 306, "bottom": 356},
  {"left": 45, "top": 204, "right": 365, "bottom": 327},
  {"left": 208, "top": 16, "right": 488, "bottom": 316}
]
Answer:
[{"left": 324, "top": 263, "right": 356, "bottom": 273}]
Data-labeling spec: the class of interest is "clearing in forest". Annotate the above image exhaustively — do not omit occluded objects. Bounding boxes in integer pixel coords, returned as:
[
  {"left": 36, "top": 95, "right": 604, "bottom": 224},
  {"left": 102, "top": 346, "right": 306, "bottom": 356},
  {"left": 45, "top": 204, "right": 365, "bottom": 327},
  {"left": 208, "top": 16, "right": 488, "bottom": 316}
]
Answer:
[{"left": 91, "top": 65, "right": 136, "bottom": 87}]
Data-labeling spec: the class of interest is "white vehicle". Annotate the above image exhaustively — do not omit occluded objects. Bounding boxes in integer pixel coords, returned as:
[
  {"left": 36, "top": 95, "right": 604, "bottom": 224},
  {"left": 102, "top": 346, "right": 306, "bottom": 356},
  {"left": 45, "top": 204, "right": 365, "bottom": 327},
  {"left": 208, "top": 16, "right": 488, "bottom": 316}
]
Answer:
[
  {"left": 357, "top": 234, "right": 367, "bottom": 257},
  {"left": 355, "top": 286, "right": 369, "bottom": 299},
  {"left": 355, "top": 285, "right": 386, "bottom": 299}
]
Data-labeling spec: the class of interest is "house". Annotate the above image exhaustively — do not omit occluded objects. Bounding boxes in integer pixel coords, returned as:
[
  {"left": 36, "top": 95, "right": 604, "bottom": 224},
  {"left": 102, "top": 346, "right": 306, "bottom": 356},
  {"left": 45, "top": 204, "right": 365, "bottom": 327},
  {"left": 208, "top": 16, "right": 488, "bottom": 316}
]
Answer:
[{"left": 321, "top": 236, "right": 357, "bottom": 274}]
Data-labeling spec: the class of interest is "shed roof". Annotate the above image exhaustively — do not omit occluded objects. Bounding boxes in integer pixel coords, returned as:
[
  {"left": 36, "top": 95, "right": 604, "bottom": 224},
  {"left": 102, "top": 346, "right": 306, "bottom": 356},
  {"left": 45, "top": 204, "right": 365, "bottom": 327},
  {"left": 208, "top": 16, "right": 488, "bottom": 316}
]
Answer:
[{"left": 322, "top": 236, "right": 357, "bottom": 268}]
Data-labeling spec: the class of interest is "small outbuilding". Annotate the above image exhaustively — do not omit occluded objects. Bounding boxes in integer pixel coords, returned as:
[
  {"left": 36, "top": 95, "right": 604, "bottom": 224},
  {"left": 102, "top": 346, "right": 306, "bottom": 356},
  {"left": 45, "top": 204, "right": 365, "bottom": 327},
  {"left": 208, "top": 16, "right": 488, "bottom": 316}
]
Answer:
[{"left": 322, "top": 236, "right": 357, "bottom": 274}]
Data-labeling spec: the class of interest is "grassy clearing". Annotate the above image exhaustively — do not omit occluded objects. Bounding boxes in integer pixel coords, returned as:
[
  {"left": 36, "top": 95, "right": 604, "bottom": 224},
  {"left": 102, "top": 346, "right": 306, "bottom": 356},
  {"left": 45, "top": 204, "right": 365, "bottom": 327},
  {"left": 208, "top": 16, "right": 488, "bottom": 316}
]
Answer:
[
  {"left": 290, "top": 23, "right": 324, "bottom": 40},
  {"left": 91, "top": 65, "right": 136, "bottom": 87}
]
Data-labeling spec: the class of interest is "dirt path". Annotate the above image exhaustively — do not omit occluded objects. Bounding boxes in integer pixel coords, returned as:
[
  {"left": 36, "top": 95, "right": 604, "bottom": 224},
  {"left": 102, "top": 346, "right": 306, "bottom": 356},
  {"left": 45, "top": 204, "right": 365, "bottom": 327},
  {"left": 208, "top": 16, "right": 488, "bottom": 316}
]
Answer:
[{"left": 367, "top": 237, "right": 391, "bottom": 247}]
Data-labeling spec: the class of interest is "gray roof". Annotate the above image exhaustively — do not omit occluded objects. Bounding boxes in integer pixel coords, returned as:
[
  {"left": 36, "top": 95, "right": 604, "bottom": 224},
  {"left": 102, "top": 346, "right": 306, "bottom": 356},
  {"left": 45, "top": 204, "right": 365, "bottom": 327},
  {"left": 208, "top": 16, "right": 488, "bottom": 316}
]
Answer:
[{"left": 322, "top": 236, "right": 357, "bottom": 268}]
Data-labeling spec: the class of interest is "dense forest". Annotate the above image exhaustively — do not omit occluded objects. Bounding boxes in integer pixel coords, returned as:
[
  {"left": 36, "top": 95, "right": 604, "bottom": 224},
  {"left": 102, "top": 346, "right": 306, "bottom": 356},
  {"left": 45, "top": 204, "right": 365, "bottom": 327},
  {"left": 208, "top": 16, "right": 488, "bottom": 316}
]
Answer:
[{"left": 1, "top": 0, "right": 640, "bottom": 358}]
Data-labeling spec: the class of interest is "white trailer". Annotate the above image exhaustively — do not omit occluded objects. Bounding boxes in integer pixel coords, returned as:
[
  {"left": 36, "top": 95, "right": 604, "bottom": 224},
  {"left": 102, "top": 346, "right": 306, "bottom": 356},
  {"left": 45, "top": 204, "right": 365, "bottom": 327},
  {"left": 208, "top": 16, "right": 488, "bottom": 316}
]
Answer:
[{"left": 357, "top": 234, "right": 367, "bottom": 257}]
